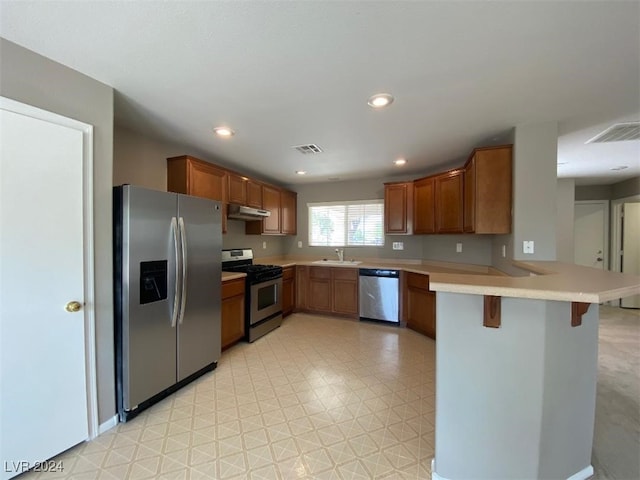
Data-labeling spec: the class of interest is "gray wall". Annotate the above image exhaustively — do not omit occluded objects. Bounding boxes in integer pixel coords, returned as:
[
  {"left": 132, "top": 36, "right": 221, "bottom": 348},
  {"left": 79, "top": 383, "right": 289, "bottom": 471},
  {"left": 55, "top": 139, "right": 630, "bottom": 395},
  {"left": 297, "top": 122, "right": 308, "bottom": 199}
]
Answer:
[
  {"left": 1, "top": 39, "right": 115, "bottom": 424},
  {"left": 286, "top": 177, "right": 493, "bottom": 265},
  {"left": 556, "top": 178, "right": 576, "bottom": 263},
  {"left": 114, "top": 126, "right": 289, "bottom": 257},
  {"left": 575, "top": 184, "right": 612, "bottom": 201},
  {"left": 512, "top": 122, "right": 558, "bottom": 261},
  {"left": 612, "top": 176, "right": 640, "bottom": 199}
]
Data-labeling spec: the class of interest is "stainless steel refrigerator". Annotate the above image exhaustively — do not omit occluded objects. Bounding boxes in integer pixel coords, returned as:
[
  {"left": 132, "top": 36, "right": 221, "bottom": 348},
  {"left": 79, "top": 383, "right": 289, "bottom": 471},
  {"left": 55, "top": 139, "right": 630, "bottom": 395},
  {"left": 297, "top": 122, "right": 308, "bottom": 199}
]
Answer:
[{"left": 114, "top": 185, "right": 222, "bottom": 422}]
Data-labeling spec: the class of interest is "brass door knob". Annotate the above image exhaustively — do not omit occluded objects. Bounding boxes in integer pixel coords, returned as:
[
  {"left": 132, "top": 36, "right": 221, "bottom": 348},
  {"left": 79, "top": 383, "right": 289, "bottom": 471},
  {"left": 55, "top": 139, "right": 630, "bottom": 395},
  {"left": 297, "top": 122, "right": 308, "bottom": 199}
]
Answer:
[{"left": 65, "top": 301, "right": 82, "bottom": 312}]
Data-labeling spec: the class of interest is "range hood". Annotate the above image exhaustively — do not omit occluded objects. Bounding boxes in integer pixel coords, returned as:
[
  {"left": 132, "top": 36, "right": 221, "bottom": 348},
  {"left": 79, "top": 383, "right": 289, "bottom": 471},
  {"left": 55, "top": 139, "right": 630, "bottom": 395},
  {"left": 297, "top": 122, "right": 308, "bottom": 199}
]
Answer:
[{"left": 227, "top": 204, "right": 271, "bottom": 221}]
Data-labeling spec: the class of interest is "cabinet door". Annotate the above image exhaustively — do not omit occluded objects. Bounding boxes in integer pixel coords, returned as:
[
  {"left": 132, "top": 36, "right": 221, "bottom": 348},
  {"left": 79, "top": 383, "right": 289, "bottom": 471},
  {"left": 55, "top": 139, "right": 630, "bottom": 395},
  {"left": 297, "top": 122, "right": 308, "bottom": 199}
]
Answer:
[
  {"left": 414, "top": 177, "right": 435, "bottom": 234},
  {"left": 331, "top": 268, "right": 358, "bottom": 315},
  {"left": 384, "top": 182, "right": 413, "bottom": 234},
  {"left": 296, "top": 266, "right": 308, "bottom": 310},
  {"left": 405, "top": 273, "right": 436, "bottom": 339},
  {"left": 190, "top": 161, "right": 226, "bottom": 201},
  {"left": 246, "top": 180, "right": 263, "bottom": 208},
  {"left": 227, "top": 173, "right": 247, "bottom": 205},
  {"left": 435, "top": 170, "right": 463, "bottom": 233},
  {"left": 308, "top": 267, "right": 331, "bottom": 312},
  {"left": 282, "top": 267, "right": 296, "bottom": 317},
  {"left": 262, "top": 185, "right": 281, "bottom": 234},
  {"left": 221, "top": 279, "right": 245, "bottom": 350},
  {"left": 281, "top": 189, "right": 297, "bottom": 235},
  {"left": 463, "top": 157, "right": 476, "bottom": 233},
  {"left": 473, "top": 146, "right": 512, "bottom": 234}
]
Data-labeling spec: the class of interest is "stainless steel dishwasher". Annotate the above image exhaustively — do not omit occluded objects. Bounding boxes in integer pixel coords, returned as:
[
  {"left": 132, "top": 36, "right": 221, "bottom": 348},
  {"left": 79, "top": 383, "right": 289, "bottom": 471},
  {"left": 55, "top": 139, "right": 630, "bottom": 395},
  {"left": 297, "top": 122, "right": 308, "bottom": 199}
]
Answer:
[{"left": 359, "top": 268, "right": 400, "bottom": 323}]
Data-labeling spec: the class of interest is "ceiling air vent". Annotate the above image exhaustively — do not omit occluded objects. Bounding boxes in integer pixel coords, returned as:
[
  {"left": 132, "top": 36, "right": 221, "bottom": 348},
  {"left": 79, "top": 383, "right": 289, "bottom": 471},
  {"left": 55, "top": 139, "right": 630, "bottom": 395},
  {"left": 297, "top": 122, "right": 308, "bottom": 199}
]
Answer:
[
  {"left": 292, "top": 144, "right": 323, "bottom": 154},
  {"left": 586, "top": 122, "right": 640, "bottom": 144}
]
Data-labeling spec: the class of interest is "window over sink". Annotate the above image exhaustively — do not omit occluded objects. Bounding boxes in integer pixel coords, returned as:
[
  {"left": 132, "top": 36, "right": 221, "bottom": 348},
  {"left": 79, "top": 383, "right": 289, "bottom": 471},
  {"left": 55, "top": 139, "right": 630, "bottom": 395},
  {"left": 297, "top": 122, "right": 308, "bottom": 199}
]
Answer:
[{"left": 308, "top": 200, "right": 384, "bottom": 247}]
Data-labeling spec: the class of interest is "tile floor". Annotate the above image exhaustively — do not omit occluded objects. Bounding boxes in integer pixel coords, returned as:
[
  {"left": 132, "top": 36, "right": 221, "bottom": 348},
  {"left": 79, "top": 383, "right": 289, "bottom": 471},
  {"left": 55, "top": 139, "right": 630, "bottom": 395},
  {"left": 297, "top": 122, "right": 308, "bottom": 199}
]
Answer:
[
  {"left": 17, "top": 306, "right": 639, "bottom": 479},
  {"left": 21, "top": 314, "right": 436, "bottom": 479}
]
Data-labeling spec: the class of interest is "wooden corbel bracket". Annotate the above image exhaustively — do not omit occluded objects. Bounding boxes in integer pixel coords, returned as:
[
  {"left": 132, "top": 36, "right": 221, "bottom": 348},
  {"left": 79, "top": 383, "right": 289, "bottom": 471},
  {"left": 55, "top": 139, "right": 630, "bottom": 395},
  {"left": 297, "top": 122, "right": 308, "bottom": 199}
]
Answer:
[
  {"left": 483, "top": 295, "right": 501, "bottom": 328},
  {"left": 571, "top": 302, "right": 590, "bottom": 327}
]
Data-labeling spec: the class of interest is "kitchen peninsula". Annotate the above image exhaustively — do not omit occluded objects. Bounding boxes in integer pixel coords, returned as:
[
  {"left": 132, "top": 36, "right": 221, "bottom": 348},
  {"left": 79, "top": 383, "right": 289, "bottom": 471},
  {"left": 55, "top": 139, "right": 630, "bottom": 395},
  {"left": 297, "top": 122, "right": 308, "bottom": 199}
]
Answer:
[{"left": 256, "top": 256, "right": 640, "bottom": 480}]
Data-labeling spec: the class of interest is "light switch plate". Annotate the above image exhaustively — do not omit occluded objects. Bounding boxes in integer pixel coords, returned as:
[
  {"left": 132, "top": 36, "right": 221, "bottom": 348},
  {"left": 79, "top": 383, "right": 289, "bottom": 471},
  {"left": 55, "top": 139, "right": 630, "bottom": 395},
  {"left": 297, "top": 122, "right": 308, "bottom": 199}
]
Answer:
[
  {"left": 297, "top": 241, "right": 303, "bottom": 248},
  {"left": 392, "top": 242, "right": 404, "bottom": 250},
  {"left": 262, "top": 241, "right": 267, "bottom": 249},
  {"left": 502, "top": 245, "right": 507, "bottom": 258},
  {"left": 523, "top": 240, "right": 534, "bottom": 254},
  {"left": 456, "top": 243, "right": 463, "bottom": 253}
]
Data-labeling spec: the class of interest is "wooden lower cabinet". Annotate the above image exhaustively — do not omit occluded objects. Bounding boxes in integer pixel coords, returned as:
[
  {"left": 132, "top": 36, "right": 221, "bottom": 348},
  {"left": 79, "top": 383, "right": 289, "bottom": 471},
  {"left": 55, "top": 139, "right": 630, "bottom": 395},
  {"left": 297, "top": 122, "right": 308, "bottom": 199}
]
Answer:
[
  {"left": 331, "top": 268, "right": 358, "bottom": 315},
  {"left": 308, "top": 267, "right": 332, "bottom": 312},
  {"left": 221, "top": 278, "right": 245, "bottom": 350},
  {"left": 404, "top": 272, "right": 436, "bottom": 339},
  {"left": 282, "top": 266, "right": 296, "bottom": 317},
  {"left": 299, "top": 266, "right": 358, "bottom": 318}
]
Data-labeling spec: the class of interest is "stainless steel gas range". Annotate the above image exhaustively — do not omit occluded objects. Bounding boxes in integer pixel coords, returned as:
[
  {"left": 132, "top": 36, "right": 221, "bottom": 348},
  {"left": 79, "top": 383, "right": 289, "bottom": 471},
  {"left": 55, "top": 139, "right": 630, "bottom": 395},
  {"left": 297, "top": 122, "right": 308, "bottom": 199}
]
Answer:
[{"left": 221, "top": 249, "right": 283, "bottom": 342}]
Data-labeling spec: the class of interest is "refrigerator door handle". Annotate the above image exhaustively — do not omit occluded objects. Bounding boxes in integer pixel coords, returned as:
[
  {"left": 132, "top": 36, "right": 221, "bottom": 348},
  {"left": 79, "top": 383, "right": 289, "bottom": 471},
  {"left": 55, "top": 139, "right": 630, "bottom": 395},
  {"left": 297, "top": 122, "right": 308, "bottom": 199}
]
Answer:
[
  {"left": 170, "top": 216, "right": 180, "bottom": 328},
  {"left": 178, "top": 217, "right": 188, "bottom": 324}
]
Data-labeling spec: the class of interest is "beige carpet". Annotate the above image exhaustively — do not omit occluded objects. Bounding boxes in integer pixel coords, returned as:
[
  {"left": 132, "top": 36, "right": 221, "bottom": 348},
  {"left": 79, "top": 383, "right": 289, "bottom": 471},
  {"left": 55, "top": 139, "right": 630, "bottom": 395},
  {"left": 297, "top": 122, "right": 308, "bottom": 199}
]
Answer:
[{"left": 592, "top": 305, "right": 640, "bottom": 480}]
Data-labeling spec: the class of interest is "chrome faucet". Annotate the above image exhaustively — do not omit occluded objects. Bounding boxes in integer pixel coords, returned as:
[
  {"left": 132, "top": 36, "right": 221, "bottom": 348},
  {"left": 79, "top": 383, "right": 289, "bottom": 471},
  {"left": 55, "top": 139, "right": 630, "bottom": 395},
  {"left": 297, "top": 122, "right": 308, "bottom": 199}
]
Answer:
[{"left": 335, "top": 248, "right": 344, "bottom": 262}]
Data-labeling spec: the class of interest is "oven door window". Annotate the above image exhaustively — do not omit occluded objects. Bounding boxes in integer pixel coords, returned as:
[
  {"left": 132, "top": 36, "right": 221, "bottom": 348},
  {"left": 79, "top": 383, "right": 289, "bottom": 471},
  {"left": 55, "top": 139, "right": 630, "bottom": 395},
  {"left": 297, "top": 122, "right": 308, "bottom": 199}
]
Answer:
[{"left": 257, "top": 283, "right": 277, "bottom": 310}]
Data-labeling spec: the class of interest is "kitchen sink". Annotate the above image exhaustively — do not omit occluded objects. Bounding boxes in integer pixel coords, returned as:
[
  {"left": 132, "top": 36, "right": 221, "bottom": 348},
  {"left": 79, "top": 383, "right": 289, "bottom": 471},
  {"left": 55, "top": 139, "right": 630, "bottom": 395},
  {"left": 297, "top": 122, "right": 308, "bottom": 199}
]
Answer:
[{"left": 312, "top": 259, "right": 362, "bottom": 265}]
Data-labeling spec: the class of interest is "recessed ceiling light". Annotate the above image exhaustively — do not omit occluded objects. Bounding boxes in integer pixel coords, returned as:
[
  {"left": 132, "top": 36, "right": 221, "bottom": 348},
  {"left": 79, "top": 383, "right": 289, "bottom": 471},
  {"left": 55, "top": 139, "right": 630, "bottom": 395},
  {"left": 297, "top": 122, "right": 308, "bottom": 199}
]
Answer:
[
  {"left": 394, "top": 158, "right": 407, "bottom": 166},
  {"left": 296, "top": 170, "right": 307, "bottom": 175},
  {"left": 213, "top": 126, "right": 235, "bottom": 137},
  {"left": 368, "top": 93, "right": 394, "bottom": 109},
  {"left": 610, "top": 165, "right": 629, "bottom": 171}
]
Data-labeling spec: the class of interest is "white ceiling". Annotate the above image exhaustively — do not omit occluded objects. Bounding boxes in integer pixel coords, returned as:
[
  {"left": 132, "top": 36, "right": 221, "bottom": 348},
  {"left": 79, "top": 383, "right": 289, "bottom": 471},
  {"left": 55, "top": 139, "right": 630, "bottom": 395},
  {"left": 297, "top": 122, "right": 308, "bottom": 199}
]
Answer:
[{"left": 1, "top": 1, "right": 639, "bottom": 186}]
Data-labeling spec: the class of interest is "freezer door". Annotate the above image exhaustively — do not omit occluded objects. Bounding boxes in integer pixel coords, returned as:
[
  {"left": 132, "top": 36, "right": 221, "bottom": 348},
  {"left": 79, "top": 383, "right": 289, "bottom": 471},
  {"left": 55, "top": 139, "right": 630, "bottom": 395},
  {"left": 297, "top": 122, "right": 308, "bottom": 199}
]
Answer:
[
  {"left": 176, "top": 194, "right": 222, "bottom": 381},
  {"left": 119, "top": 186, "right": 179, "bottom": 411}
]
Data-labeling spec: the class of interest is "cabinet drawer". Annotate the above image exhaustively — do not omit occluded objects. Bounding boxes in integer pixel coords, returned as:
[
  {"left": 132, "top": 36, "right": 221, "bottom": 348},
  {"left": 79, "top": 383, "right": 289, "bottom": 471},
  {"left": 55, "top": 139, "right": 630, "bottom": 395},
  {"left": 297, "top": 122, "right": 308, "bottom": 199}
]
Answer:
[
  {"left": 332, "top": 268, "right": 358, "bottom": 281},
  {"left": 222, "top": 278, "right": 245, "bottom": 299},
  {"left": 406, "top": 272, "right": 430, "bottom": 291},
  {"left": 283, "top": 266, "right": 295, "bottom": 280},
  {"left": 309, "top": 266, "right": 331, "bottom": 280}
]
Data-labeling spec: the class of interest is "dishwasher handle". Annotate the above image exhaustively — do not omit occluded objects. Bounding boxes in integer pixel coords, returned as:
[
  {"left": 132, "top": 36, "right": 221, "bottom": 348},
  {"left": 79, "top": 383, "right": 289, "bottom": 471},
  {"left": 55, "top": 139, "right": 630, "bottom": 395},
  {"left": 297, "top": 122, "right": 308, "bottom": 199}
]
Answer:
[{"left": 359, "top": 268, "right": 400, "bottom": 278}]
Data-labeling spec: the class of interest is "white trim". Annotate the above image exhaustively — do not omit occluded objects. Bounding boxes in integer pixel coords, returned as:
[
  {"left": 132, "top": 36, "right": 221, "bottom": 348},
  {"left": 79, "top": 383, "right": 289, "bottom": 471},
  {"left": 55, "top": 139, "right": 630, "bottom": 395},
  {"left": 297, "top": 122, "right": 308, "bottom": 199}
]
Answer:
[
  {"left": 566, "top": 465, "right": 594, "bottom": 480},
  {"left": 431, "top": 459, "right": 594, "bottom": 480},
  {"left": 307, "top": 199, "right": 383, "bottom": 208},
  {"left": 574, "top": 200, "right": 610, "bottom": 270},
  {"left": 0, "top": 96, "right": 99, "bottom": 439},
  {"left": 610, "top": 194, "right": 640, "bottom": 307},
  {"left": 98, "top": 415, "right": 119, "bottom": 435}
]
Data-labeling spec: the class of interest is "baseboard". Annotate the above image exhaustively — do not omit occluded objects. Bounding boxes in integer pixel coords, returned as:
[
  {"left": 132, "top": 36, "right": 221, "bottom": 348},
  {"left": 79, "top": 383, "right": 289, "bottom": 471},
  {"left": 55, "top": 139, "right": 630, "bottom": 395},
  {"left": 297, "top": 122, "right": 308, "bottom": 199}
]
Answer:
[
  {"left": 98, "top": 414, "right": 119, "bottom": 434},
  {"left": 567, "top": 465, "right": 594, "bottom": 480},
  {"left": 431, "top": 459, "right": 594, "bottom": 480}
]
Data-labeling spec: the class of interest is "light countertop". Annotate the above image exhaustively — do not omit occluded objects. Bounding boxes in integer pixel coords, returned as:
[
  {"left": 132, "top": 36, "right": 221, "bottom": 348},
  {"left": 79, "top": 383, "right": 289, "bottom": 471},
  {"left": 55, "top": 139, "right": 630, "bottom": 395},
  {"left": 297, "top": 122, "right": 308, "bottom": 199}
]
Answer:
[
  {"left": 253, "top": 256, "right": 640, "bottom": 303},
  {"left": 222, "top": 271, "right": 246, "bottom": 282}
]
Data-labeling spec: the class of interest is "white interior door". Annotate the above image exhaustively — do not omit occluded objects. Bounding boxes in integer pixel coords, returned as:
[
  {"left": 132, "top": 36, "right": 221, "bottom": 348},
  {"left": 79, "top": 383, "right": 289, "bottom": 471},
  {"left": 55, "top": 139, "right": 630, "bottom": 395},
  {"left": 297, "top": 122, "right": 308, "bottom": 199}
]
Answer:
[
  {"left": 1, "top": 104, "right": 90, "bottom": 478},
  {"left": 574, "top": 201, "right": 608, "bottom": 270},
  {"left": 621, "top": 203, "right": 640, "bottom": 308}
]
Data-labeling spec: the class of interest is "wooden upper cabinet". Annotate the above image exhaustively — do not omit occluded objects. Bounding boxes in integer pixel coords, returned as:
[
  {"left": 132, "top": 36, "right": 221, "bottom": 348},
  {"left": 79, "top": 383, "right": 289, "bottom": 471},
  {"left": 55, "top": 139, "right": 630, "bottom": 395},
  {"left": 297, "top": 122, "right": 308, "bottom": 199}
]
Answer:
[
  {"left": 262, "top": 185, "right": 281, "bottom": 234},
  {"left": 281, "top": 189, "right": 297, "bottom": 235},
  {"left": 413, "top": 176, "right": 436, "bottom": 234},
  {"left": 246, "top": 180, "right": 263, "bottom": 208},
  {"left": 384, "top": 182, "right": 413, "bottom": 234},
  {"left": 227, "top": 173, "right": 247, "bottom": 205},
  {"left": 435, "top": 169, "right": 464, "bottom": 233},
  {"left": 247, "top": 184, "right": 281, "bottom": 234},
  {"left": 463, "top": 145, "right": 512, "bottom": 234},
  {"left": 167, "top": 155, "right": 226, "bottom": 201}
]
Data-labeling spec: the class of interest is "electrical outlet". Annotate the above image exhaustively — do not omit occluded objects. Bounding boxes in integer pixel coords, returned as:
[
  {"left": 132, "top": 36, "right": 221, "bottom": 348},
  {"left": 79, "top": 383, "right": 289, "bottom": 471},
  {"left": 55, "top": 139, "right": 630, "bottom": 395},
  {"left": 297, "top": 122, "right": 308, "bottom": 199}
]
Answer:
[
  {"left": 297, "top": 241, "right": 303, "bottom": 248},
  {"left": 501, "top": 245, "right": 507, "bottom": 258},
  {"left": 456, "top": 243, "right": 463, "bottom": 253},
  {"left": 262, "top": 241, "right": 267, "bottom": 249},
  {"left": 392, "top": 242, "right": 404, "bottom": 250},
  {"left": 523, "top": 240, "right": 534, "bottom": 254}
]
